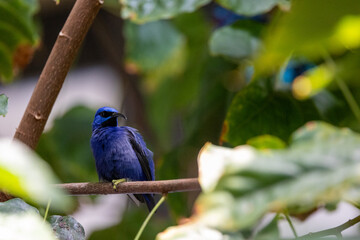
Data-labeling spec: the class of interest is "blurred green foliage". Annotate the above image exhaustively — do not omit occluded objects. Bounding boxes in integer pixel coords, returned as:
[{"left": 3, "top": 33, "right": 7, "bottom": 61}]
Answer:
[
  {"left": 3, "top": 0, "right": 360, "bottom": 238},
  {"left": 0, "top": 0, "right": 39, "bottom": 82},
  {"left": 37, "top": 106, "right": 98, "bottom": 183}
]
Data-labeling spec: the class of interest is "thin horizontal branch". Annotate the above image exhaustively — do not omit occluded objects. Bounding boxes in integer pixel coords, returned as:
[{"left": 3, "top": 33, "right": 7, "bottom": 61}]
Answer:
[
  {"left": 297, "top": 214, "right": 360, "bottom": 239},
  {"left": 57, "top": 178, "right": 201, "bottom": 195}
]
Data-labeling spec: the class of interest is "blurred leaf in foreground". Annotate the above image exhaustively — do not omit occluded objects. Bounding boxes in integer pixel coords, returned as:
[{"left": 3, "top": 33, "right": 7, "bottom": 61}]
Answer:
[
  {"left": 197, "top": 122, "right": 360, "bottom": 230},
  {"left": 0, "top": 198, "right": 56, "bottom": 240},
  {"left": 0, "top": 139, "right": 72, "bottom": 211},
  {"left": 0, "top": 94, "right": 8, "bottom": 116},
  {"left": 121, "top": 0, "right": 211, "bottom": 23}
]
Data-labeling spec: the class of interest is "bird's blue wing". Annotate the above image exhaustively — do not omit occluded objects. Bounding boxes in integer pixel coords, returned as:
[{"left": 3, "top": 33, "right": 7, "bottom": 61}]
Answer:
[{"left": 126, "top": 127, "right": 154, "bottom": 181}]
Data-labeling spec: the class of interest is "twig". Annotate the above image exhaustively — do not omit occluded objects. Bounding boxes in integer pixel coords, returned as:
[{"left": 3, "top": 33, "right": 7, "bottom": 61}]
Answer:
[
  {"left": 297, "top": 215, "right": 360, "bottom": 239},
  {"left": 57, "top": 178, "right": 201, "bottom": 195},
  {"left": 13, "top": 0, "right": 103, "bottom": 149}
]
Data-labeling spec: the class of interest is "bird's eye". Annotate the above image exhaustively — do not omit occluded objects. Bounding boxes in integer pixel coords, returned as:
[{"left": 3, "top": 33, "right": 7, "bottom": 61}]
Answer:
[{"left": 99, "top": 111, "right": 112, "bottom": 118}]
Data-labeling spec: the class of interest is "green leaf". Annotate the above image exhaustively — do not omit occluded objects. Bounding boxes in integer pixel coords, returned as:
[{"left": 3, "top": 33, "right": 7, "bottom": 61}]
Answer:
[
  {"left": 216, "top": 0, "right": 282, "bottom": 16},
  {"left": 0, "top": 198, "right": 39, "bottom": 215},
  {"left": 49, "top": 215, "right": 85, "bottom": 240},
  {"left": 221, "top": 80, "right": 320, "bottom": 146},
  {"left": 0, "top": 0, "right": 39, "bottom": 82},
  {"left": 255, "top": 0, "right": 360, "bottom": 74},
  {"left": 0, "top": 139, "right": 72, "bottom": 211},
  {"left": 121, "top": 0, "right": 211, "bottom": 24},
  {"left": 37, "top": 106, "right": 98, "bottom": 183},
  {"left": 125, "top": 20, "right": 186, "bottom": 88},
  {"left": 209, "top": 20, "right": 263, "bottom": 61},
  {"left": 0, "top": 93, "right": 8, "bottom": 116},
  {"left": 197, "top": 122, "right": 360, "bottom": 230}
]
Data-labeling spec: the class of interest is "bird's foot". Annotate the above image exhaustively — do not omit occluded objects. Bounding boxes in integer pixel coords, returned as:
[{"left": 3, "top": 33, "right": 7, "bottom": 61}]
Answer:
[{"left": 112, "top": 178, "right": 127, "bottom": 191}]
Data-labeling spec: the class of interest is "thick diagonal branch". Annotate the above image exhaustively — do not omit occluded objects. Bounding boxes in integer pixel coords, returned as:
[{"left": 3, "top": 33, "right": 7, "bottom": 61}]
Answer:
[
  {"left": 58, "top": 178, "right": 201, "bottom": 195},
  {"left": 14, "top": 0, "right": 103, "bottom": 149}
]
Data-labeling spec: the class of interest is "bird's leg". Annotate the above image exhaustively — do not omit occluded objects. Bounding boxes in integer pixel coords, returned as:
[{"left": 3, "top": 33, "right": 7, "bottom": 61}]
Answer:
[{"left": 112, "top": 178, "right": 127, "bottom": 191}]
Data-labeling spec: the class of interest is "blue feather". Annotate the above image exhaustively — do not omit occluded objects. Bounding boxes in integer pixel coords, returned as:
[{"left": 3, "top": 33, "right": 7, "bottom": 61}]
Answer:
[{"left": 90, "top": 107, "right": 155, "bottom": 211}]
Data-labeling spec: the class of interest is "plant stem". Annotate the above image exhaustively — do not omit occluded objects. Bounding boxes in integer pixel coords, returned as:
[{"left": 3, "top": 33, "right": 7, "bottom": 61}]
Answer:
[
  {"left": 284, "top": 212, "right": 298, "bottom": 238},
  {"left": 335, "top": 77, "right": 360, "bottom": 122},
  {"left": 13, "top": 0, "right": 103, "bottom": 149},
  {"left": 43, "top": 198, "right": 52, "bottom": 222},
  {"left": 134, "top": 194, "right": 167, "bottom": 240},
  {"left": 322, "top": 49, "right": 360, "bottom": 122}
]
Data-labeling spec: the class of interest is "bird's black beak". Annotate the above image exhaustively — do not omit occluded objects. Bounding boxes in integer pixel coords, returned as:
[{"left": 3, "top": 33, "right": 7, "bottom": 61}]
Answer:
[{"left": 112, "top": 112, "right": 127, "bottom": 120}]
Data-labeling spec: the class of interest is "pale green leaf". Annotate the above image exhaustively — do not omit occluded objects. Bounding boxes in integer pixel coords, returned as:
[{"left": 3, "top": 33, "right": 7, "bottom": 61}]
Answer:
[
  {"left": 209, "top": 20, "right": 263, "bottom": 61},
  {"left": 0, "top": 198, "right": 39, "bottom": 215},
  {"left": 121, "top": 0, "right": 211, "bottom": 23},
  {"left": 0, "top": 139, "right": 72, "bottom": 211},
  {"left": 216, "top": 0, "right": 281, "bottom": 16},
  {"left": 197, "top": 122, "right": 360, "bottom": 230}
]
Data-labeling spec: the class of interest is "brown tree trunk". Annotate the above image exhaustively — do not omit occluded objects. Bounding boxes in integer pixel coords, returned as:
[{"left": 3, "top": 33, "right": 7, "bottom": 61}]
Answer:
[{"left": 14, "top": 0, "right": 103, "bottom": 149}]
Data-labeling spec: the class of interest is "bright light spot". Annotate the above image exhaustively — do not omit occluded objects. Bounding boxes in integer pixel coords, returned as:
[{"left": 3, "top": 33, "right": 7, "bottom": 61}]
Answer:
[
  {"left": 293, "top": 75, "right": 312, "bottom": 99},
  {"left": 334, "top": 15, "right": 360, "bottom": 49}
]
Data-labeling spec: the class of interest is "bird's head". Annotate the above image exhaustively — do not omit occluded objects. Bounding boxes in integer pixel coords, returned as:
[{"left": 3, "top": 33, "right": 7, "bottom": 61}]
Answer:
[{"left": 92, "top": 107, "right": 127, "bottom": 131}]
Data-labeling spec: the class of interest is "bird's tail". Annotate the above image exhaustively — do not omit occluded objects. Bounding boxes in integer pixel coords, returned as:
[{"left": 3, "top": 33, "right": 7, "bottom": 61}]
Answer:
[{"left": 134, "top": 194, "right": 156, "bottom": 212}]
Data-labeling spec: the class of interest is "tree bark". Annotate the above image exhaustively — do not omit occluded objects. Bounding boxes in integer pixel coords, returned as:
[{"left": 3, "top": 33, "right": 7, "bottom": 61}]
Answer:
[{"left": 14, "top": 0, "right": 103, "bottom": 149}]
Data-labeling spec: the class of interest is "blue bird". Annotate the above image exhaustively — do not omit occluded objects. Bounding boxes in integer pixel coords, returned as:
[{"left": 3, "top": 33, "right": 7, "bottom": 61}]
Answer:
[{"left": 90, "top": 107, "right": 155, "bottom": 212}]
